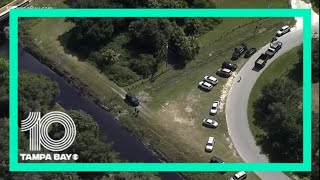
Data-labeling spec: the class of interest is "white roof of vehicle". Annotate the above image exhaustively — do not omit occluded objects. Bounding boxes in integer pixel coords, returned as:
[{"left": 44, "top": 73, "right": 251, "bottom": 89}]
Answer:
[
  {"left": 222, "top": 68, "right": 231, "bottom": 73},
  {"left": 235, "top": 171, "right": 246, "bottom": 178},
  {"left": 203, "top": 81, "right": 212, "bottom": 87},
  {"left": 212, "top": 101, "right": 219, "bottom": 107},
  {"left": 208, "top": 137, "right": 214, "bottom": 143},
  {"left": 281, "top": 25, "right": 289, "bottom": 30},
  {"left": 206, "top": 76, "right": 217, "bottom": 81},
  {"left": 205, "top": 119, "right": 213, "bottom": 123}
]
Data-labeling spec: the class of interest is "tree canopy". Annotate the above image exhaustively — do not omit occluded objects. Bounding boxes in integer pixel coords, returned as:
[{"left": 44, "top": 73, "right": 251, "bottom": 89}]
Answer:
[
  {"left": 18, "top": 71, "right": 60, "bottom": 118},
  {"left": 63, "top": 0, "right": 221, "bottom": 86}
]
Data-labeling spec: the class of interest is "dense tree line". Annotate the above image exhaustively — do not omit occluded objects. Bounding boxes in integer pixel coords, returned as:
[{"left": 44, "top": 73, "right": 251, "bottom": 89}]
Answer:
[
  {"left": 63, "top": 0, "right": 221, "bottom": 86},
  {"left": 253, "top": 39, "right": 319, "bottom": 179},
  {"left": 0, "top": 57, "right": 159, "bottom": 179}
]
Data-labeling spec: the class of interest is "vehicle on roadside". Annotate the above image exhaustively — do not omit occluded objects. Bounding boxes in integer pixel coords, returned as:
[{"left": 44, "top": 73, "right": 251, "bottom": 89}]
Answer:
[
  {"left": 205, "top": 137, "right": 215, "bottom": 152},
  {"left": 230, "top": 171, "right": 247, "bottom": 180},
  {"left": 265, "top": 41, "right": 282, "bottom": 57},
  {"left": 217, "top": 68, "right": 232, "bottom": 78},
  {"left": 204, "top": 76, "right": 219, "bottom": 85},
  {"left": 125, "top": 93, "right": 139, "bottom": 107},
  {"left": 276, "top": 25, "right": 290, "bottom": 37},
  {"left": 199, "top": 81, "right": 213, "bottom": 91},
  {"left": 244, "top": 48, "right": 257, "bottom": 58},
  {"left": 271, "top": 37, "right": 278, "bottom": 42},
  {"left": 231, "top": 44, "right": 248, "bottom": 60},
  {"left": 222, "top": 61, "right": 237, "bottom": 71},
  {"left": 203, "top": 118, "right": 219, "bottom": 128},
  {"left": 254, "top": 53, "right": 269, "bottom": 69},
  {"left": 210, "top": 156, "right": 224, "bottom": 163},
  {"left": 210, "top": 101, "right": 220, "bottom": 115}
]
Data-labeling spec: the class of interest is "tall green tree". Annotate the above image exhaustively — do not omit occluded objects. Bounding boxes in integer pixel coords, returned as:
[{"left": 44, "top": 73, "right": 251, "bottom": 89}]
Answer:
[
  {"left": 18, "top": 72, "right": 60, "bottom": 118},
  {"left": 254, "top": 78, "right": 303, "bottom": 162},
  {"left": 0, "top": 58, "right": 9, "bottom": 117}
]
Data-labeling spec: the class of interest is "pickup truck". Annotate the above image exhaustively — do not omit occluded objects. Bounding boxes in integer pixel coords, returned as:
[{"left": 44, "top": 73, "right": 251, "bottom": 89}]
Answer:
[
  {"left": 265, "top": 41, "right": 282, "bottom": 58},
  {"left": 254, "top": 53, "right": 269, "bottom": 69}
]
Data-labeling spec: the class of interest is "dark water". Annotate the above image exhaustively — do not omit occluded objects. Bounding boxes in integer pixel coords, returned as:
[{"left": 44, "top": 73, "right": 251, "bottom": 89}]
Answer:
[{"left": 0, "top": 40, "right": 182, "bottom": 180}]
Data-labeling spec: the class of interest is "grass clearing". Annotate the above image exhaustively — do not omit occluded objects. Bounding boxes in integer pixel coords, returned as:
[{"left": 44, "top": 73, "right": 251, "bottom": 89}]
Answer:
[{"left": 18, "top": 0, "right": 295, "bottom": 179}]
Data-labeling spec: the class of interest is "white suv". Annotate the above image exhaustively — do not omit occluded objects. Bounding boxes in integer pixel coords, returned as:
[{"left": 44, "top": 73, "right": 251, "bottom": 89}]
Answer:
[
  {"left": 205, "top": 137, "right": 215, "bottom": 152},
  {"left": 230, "top": 171, "right": 247, "bottom": 180},
  {"left": 210, "top": 101, "right": 220, "bottom": 115},
  {"left": 276, "top": 25, "right": 290, "bottom": 37},
  {"left": 199, "top": 81, "right": 213, "bottom": 91},
  {"left": 204, "top": 76, "right": 218, "bottom": 85}
]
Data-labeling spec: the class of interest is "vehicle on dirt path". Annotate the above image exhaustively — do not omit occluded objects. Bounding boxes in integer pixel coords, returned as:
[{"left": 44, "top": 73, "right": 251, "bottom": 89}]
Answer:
[
  {"left": 205, "top": 137, "right": 215, "bottom": 152},
  {"left": 203, "top": 119, "right": 219, "bottom": 128},
  {"left": 125, "top": 93, "right": 139, "bottom": 107},
  {"left": 231, "top": 44, "right": 248, "bottom": 60},
  {"left": 265, "top": 41, "right": 282, "bottom": 57}
]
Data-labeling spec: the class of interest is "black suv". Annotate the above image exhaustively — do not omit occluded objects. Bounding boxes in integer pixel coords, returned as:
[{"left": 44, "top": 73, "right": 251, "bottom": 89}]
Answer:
[
  {"left": 222, "top": 61, "right": 237, "bottom": 71},
  {"left": 244, "top": 48, "right": 257, "bottom": 58},
  {"left": 125, "top": 93, "right": 139, "bottom": 107},
  {"left": 210, "top": 156, "right": 224, "bottom": 163},
  {"left": 231, "top": 44, "right": 247, "bottom": 60}
]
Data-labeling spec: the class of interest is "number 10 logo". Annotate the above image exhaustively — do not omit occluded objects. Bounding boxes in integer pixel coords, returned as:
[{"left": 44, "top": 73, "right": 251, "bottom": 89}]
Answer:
[{"left": 21, "top": 111, "right": 77, "bottom": 152}]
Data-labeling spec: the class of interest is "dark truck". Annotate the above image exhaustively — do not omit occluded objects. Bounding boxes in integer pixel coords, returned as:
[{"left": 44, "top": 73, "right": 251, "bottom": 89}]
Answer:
[
  {"left": 265, "top": 41, "right": 282, "bottom": 58},
  {"left": 254, "top": 53, "right": 269, "bottom": 69}
]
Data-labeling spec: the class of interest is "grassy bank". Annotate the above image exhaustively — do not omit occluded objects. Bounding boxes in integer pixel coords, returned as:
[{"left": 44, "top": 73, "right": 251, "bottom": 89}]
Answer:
[{"left": 19, "top": 0, "right": 294, "bottom": 179}]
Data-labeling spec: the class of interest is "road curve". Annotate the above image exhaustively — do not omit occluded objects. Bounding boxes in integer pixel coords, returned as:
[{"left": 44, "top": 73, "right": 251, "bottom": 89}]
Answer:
[{"left": 225, "top": 22, "right": 319, "bottom": 180}]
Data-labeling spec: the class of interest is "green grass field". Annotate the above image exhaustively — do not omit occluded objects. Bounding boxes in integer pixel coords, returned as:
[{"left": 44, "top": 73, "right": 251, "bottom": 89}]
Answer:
[{"left": 18, "top": 0, "right": 295, "bottom": 179}]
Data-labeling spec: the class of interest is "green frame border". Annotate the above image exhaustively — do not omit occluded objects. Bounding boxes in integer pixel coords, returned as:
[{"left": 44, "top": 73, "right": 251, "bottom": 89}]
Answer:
[{"left": 9, "top": 9, "right": 312, "bottom": 172}]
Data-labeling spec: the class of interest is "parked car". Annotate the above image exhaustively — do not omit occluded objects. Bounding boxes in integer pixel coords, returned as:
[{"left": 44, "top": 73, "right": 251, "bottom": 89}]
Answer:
[
  {"left": 231, "top": 44, "right": 247, "bottom": 60},
  {"left": 276, "top": 25, "right": 290, "bottom": 37},
  {"left": 203, "top": 119, "right": 219, "bottom": 128},
  {"left": 265, "top": 41, "right": 282, "bottom": 57},
  {"left": 271, "top": 37, "right": 278, "bottom": 42},
  {"left": 204, "top": 76, "right": 218, "bottom": 85},
  {"left": 254, "top": 53, "right": 269, "bottom": 70},
  {"left": 222, "top": 61, "right": 237, "bottom": 71},
  {"left": 244, "top": 48, "right": 257, "bottom": 58},
  {"left": 230, "top": 171, "right": 247, "bottom": 180},
  {"left": 125, "top": 93, "right": 139, "bottom": 107},
  {"left": 205, "top": 137, "right": 215, "bottom": 152},
  {"left": 199, "top": 81, "right": 213, "bottom": 91},
  {"left": 210, "top": 156, "right": 224, "bottom": 163},
  {"left": 217, "top": 68, "right": 232, "bottom": 78},
  {"left": 210, "top": 101, "right": 220, "bottom": 115}
]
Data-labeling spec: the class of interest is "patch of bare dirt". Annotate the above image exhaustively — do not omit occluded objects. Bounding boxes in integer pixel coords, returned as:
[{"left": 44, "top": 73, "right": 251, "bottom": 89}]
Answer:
[
  {"left": 219, "top": 72, "right": 237, "bottom": 112},
  {"left": 224, "top": 133, "right": 238, "bottom": 158},
  {"left": 136, "top": 91, "right": 152, "bottom": 103},
  {"left": 159, "top": 89, "right": 200, "bottom": 126}
]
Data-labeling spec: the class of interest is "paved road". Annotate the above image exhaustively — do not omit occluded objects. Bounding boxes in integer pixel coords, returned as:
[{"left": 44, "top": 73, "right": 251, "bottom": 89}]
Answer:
[{"left": 225, "top": 19, "right": 319, "bottom": 180}]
